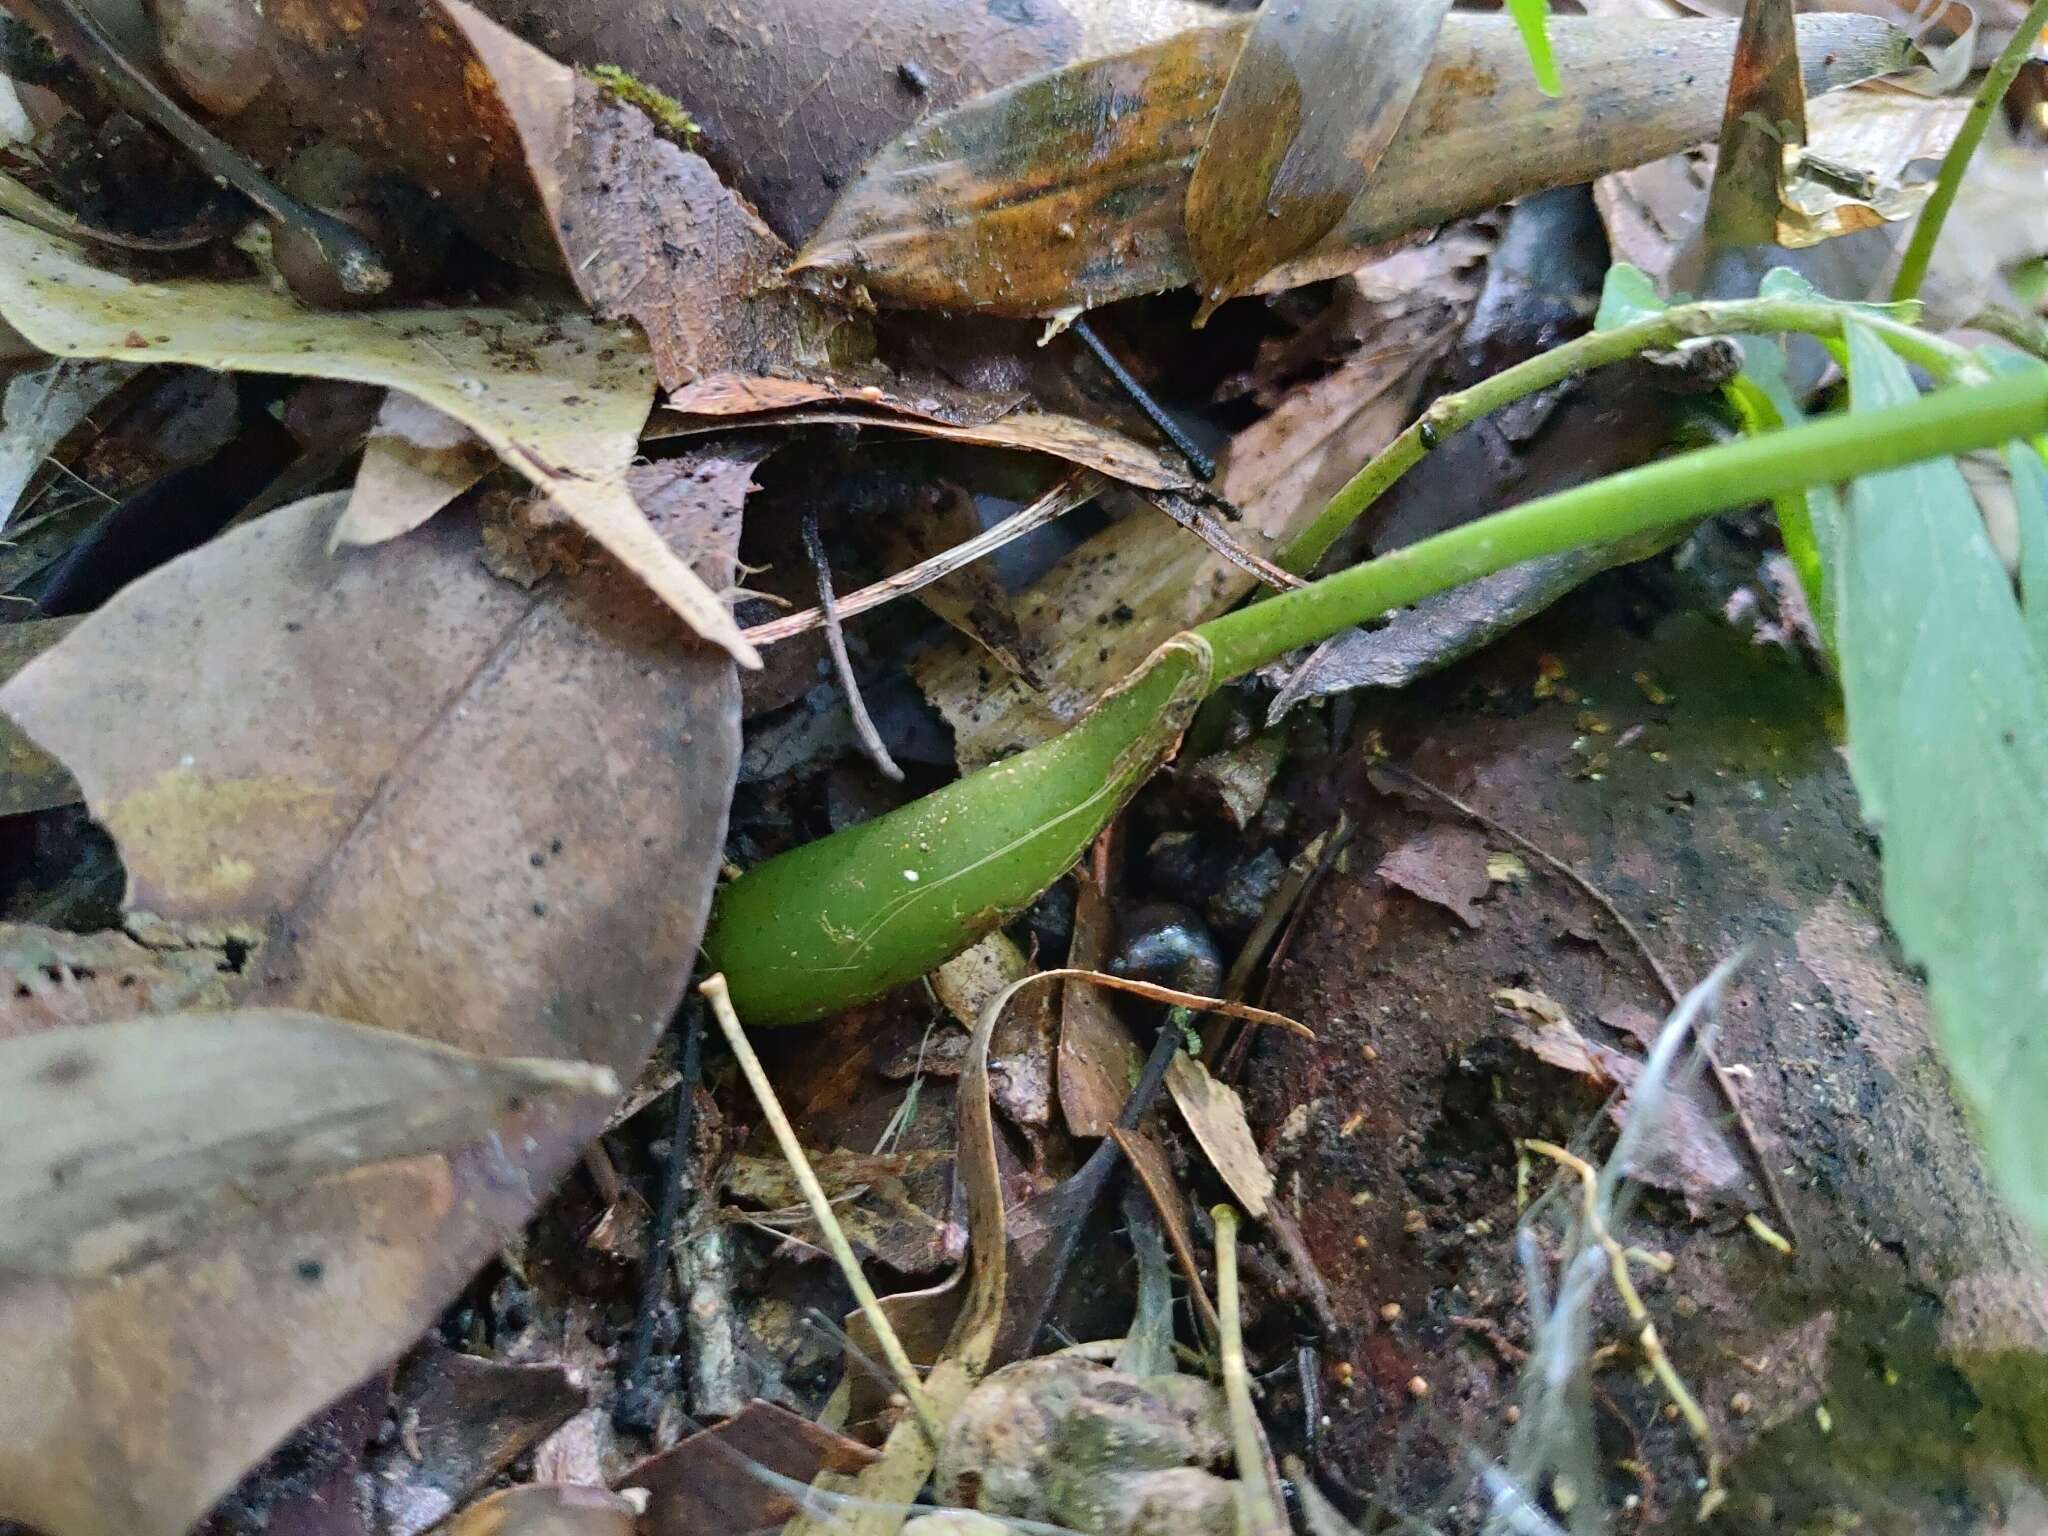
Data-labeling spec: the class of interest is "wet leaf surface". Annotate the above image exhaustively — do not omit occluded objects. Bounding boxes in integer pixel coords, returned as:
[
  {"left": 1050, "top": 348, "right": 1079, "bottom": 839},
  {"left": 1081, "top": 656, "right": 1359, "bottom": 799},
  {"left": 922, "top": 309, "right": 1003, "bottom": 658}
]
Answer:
[
  {"left": 0, "top": 491, "right": 739, "bottom": 1535},
  {"left": 1184, "top": 0, "right": 1453, "bottom": 316},
  {"left": 798, "top": 14, "right": 1911, "bottom": 315}
]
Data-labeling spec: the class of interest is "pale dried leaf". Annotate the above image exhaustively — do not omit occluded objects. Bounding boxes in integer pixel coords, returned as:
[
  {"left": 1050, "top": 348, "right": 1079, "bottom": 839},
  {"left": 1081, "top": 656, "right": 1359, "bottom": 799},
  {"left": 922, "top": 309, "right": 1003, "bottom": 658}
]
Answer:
[
  {"left": 443, "top": 1485, "right": 639, "bottom": 1536},
  {"left": 0, "top": 219, "right": 755, "bottom": 663},
  {"left": 1165, "top": 1051, "right": 1273, "bottom": 1219},
  {"left": 332, "top": 394, "right": 495, "bottom": 550},
  {"left": 0, "top": 359, "right": 135, "bottom": 531}
]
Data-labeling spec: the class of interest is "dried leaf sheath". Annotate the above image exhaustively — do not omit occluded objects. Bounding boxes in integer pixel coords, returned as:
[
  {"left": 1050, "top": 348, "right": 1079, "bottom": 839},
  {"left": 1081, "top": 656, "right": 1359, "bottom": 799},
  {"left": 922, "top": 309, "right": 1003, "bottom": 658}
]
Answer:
[{"left": 796, "top": 14, "right": 1913, "bottom": 317}]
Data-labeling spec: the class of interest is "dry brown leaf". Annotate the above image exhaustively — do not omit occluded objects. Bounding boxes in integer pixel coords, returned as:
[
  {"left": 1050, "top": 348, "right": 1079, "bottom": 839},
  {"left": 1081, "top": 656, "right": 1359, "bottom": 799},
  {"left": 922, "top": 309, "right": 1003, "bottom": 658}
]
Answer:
[
  {"left": 797, "top": 14, "right": 1911, "bottom": 316},
  {"left": 1184, "top": 0, "right": 1453, "bottom": 315},
  {"left": 1165, "top": 1051, "right": 1273, "bottom": 1220},
  {"left": 1059, "top": 843, "right": 1140, "bottom": 1139},
  {"left": 1, "top": 1011, "right": 616, "bottom": 1279},
  {"left": 650, "top": 404, "right": 1196, "bottom": 494},
  {"left": 365, "top": 1343, "right": 586, "bottom": 1536},
  {"left": 932, "top": 931, "right": 1057, "bottom": 1129},
  {"left": 0, "top": 218, "right": 757, "bottom": 664},
  {"left": 460, "top": 0, "right": 1214, "bottom": 243},
  {"left": 620, "top": 1399, "right": 878, "bottom": 1536},
  {"left": 1702, "top": 0, "right": 1808, "bottom": 252},
  {"left": 1376, "top": 825, "right": 1493, "bottom": 929},
  {"left": 442, "top": 1485, "right": 639, "bottom": 1536},
  {"left": 333, "top": 395, "right": 495, "bottom": 551},
  {"left": 0, "top": 491, "right": 739, "bottom": 1536}
]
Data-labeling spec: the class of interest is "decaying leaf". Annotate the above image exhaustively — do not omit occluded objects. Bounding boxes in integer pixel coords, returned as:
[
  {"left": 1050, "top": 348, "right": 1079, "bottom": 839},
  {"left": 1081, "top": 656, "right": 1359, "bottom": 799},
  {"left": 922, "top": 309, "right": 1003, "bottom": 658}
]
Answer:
[
  {"left": 442, "top": 2, "right": 859, "bottom": 396},
  {"left": 0, "top": 924, "right": 231, "bottom": 1041},
  {"left": 0, "top": 218, "right": 757, "bottom": 664},
  {"left": 1184, "top": 0, "right": 1453, "bottom": 316},
  {"left": 1376, "top": 824, "right": 1494, "bottom": 928},
  {"left": 1, "top": 1010, "right": 615, "bottom": 1279},
  {"left": 931, "top": 930, "right": 1056, "bottom": 1129},
  {"left": 1702, "top": 0, "right": 1808, "bottom": 252},
  {"left": 0, "top": 617, "right": 80, "bottom": 815},
  {"left": 1165, "top": 1051, "right": 1274, "bottom": 1220},
  {"left": 797, "top": 14, "right": 1912, "bottom": 316},
  {"left": 0, "top": 491, "right": 739, "bottom": 1536},
  {"left": 1059, "top": 841, "right": 1140, "bottom": 1140},
  {"left": 365, "top": 1342, "right": 587, "bottom": 1536},
  {"left": 1498, "top": 988, "right": 1746, "bottom": 1214},
  {"left": 620, "top": 1399, "right": 878, "bottom": 1536},
  {"left": 333, "top": 394, "right": 495, "bottom": 550},
  {"left": 462, "top": 0, "right": 1214, "bottom": 243}
]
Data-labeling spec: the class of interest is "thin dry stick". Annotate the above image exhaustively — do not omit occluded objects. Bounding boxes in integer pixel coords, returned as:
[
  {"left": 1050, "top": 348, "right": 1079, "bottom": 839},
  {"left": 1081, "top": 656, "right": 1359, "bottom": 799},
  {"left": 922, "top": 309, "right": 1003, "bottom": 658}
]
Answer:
[
  {"left": 1213, "top": 1204, "right": 1288, "bottom": 1536},
  {"left": 699, "top": 973, "right": 940, "bottom": 1440},
  {"left": 802, "top": 511, "right": 904, "bottom": 783},
  {"left": 1520, "top": 1139, "right": 1724, "bottom": 1521},
  {"left": 745, "top": 471, "right": 1103, "bottom": 644},
  {"left": 1380, "top": 762, "right": 1802, "bottom": 1251}
]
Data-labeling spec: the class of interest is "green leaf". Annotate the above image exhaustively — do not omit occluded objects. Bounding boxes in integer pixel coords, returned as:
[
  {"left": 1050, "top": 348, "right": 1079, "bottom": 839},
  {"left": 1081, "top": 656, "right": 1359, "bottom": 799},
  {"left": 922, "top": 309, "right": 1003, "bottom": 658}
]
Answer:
[
  {"left": 1831, "top": 318, "right": 2048, "bottom": 1242},
  {"left": 1757, "top": 266, "right": 1921, "bottom": 325},
  {"left": 1726, "top": 336, "right": 1837, "bottom": 655},
  {"left": 1593, "top": 263, "right": 1668, "bottom": 331},
  {"left": 1504, "top": 0, "right": 1562, "bottom": 95},
  {"left": 2013, "top": 439, "right": 2048, "bottom": 667}
]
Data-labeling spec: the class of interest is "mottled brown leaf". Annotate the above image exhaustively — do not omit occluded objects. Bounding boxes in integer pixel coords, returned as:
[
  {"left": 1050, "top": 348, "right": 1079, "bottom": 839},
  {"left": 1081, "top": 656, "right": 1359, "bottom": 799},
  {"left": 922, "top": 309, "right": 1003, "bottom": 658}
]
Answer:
[
  {"left": 1185, "top": 0, "right": 1453, "bottom": 318},
  {"left": 0, "top": 491, "right": 739, "bottom": 1536},
  {"left": 0, "top": 618, "right": 79, "bottom": 814},
  {"left": 798, "top": 14, "right": 1912, "bottom": 316},
  {"left": 1376, "top": 824, "right": 1494, "bottom": 928},
  {"left": 1702, "top": 0, "right": 1808, "bottom": 251},
  {"left": 620, "top": 1400, "right": 877, "bottom": 1536}
]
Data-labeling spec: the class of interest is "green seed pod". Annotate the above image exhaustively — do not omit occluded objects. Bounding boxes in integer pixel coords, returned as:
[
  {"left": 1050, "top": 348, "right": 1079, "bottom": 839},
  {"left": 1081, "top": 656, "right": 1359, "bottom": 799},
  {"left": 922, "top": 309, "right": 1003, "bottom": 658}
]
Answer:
[{"left": 702, "top": 635, "right": 1213, "bottom": 1024}]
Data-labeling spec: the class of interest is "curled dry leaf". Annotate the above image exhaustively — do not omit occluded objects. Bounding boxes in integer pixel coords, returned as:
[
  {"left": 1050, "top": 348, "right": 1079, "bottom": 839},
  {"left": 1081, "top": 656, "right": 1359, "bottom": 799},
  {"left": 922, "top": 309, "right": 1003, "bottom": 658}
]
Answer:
[
  {"left": 1184, "top": 0, "right": 1453, "bottom": 316},
  {"left": 0, "top": 218, "right": 757, "bottom": 664},
  {"left": 1164, "top": 1051, "right": 1274, "bottom": 1220},
  {"left": 460, "top": 0, "right": 1215, "bottom": 243},
  {"left": 0, "top": 491, "right": 739, "bottom": 1536},
  {"left": 0, "top": 1010, "right": 617, "bottom": 1279},
  {"left": 797, "top": 14, "right": 1912, "bottom": 316}
]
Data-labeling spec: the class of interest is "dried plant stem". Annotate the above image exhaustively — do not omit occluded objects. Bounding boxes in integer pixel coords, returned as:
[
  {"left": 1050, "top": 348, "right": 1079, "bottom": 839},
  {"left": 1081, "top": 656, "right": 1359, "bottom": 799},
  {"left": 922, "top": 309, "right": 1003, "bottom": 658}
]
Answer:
[
  {"left": 1273, "top": 296, "right": 1978, "bottom": 576},
  {"left": 1890, "top": 0, "right": 2048, "bottom": 303},
  {"left": 1212, "top": 1204, "right": 1287, "bottom": 1536},
  {"left": 1521, "top": 1138, "right": 1724, "bottom": 1520},
  {"left": 745, "top": 472, "right": 1101, "bottom": 644},
  {"left": 802, "top": 511, "right": 903, "bottom": 783},
  {"left": 699, "top": 973, "right": 940, "bottom": 1440}
]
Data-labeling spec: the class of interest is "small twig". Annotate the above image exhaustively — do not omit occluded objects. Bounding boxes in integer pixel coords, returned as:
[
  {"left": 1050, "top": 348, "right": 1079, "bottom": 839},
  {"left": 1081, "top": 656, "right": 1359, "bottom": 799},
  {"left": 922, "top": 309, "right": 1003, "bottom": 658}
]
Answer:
[
  {"left": 1966, "top": 303, "right": 2048, "bottom": 363},
  {"left": 1213, "top": 1204, "right": 1287, "bottom": 1536},
  {"left": 700, "top": 973, "right": 940, "bottom": 1441},
  {"left": 1072, "top": 316, "right": 1217, "bottom": 482},
  {"left": 746, "top": 472, "right": 1102, "bottom": 643},
  {"left": 1142, "top": 489, "right": 1304, "bottom": 592},
  {"left": 1378, "top": 762, "right": 1802, "bottom": 1251},
  {"left": 802, "top": 510, "right": 904, "bottom": 783},
  {"left": 617, "top": 1002, "right": 704, "bottom": 1422},
  {"left": 1521, "top": 1139, "right": 1723, "bottom": 1521},
  {"left": 8, "top": 0, "right": 391, "bottom": 296}
]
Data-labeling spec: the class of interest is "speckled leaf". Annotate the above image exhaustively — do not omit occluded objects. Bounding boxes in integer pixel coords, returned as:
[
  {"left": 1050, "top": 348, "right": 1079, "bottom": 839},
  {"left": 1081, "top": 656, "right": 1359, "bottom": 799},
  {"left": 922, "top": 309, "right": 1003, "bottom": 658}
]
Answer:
[
  {"left": 0, "top": 219, "right": 756, "bottom": 664},
  {"left": 1184, "top": 0, "right": 1452, "bottom": 317},
  {"left": 796, "top": 14, "right": 1911, "bottom": 317},
  {"left": 0, "top": 491, "right": 739, "bottom": 1536},
  {"left": 1832, "top": 321, "right": 2048, "bottom": 1244}
]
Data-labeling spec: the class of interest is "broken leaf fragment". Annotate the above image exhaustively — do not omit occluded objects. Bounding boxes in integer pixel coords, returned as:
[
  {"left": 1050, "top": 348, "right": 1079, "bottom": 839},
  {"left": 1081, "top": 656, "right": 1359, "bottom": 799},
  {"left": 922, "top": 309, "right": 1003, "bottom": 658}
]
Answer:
[
  {"left": 0, "top": 218, "right": 758, "bottom": 664},
  {"left": 1, "top": 1009, "right": 616, "bottom": 1279}
]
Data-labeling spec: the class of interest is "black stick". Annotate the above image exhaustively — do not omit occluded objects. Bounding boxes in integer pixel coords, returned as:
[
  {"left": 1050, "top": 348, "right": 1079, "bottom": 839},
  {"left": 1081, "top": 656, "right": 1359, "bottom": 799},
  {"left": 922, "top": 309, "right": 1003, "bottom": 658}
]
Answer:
[
  {"left": 615, "top": 999, "right": 705, "bottom": 1428},
  {"left": 1072, "top": 316, "right": 1217, "bottom": 483}
]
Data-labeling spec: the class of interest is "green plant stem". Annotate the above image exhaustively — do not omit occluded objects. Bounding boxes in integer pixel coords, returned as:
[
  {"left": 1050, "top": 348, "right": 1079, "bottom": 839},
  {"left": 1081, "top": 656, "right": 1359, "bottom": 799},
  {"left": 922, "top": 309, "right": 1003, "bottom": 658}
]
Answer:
[
  {"left": 1275, "top": 298, "right": 1975, "bottom": 575},
  {"left": 1891, "top": 0, "right": 2048, "bottom": 305},
  {"left": 1209, "top": 366, "right": 2048, "bottom": 681}
]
